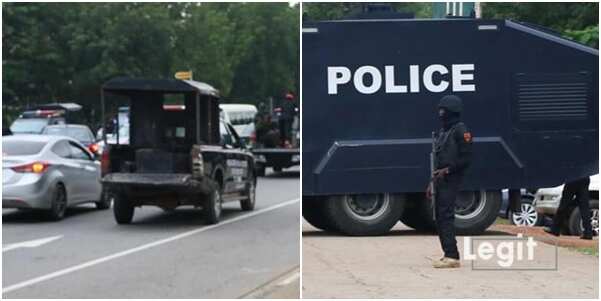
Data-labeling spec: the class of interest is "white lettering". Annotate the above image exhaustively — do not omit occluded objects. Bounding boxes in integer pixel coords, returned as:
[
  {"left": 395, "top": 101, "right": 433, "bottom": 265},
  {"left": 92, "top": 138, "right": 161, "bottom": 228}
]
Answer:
[
  {"left": 452, "top": 64, "right": 476, "bottom": 92},
  {"left": 384, "top": 65, "right": 407, "bottom": 93},
  {"left": 354, "top": 66, "right": 382, "bottom": 94},
  {"left": 409, "top": 65, "right": 420, "bottom": 93},
  {"left": 327, "top": 67, "right": 351, "bottom": 95},
  {"left": 423, "top": 64, "right": 449, "bottom": 93}
]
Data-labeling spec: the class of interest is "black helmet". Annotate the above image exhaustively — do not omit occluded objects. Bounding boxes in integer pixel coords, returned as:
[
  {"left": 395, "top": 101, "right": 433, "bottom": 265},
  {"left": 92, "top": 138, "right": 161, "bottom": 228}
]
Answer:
[{"left": 438, "top": 95, "right": 463, "bottom": 113}]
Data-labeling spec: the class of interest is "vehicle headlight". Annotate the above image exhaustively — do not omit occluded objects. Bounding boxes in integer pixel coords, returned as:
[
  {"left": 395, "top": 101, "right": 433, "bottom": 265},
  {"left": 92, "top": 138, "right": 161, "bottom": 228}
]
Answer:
[{"left": 291, "top": 154, "right": 300, "bottom": 162}]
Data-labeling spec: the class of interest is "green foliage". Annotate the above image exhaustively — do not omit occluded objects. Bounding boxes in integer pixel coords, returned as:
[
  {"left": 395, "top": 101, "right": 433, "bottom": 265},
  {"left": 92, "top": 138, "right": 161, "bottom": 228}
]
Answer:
[{"left": 2, "top": 3, "right": 299, "bottom": 124}]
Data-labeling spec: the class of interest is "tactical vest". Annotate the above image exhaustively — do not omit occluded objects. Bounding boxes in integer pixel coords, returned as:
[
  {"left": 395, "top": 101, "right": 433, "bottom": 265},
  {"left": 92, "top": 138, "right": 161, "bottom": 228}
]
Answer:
[{"left": 435, "top": 122, "right": 463, "bottom": 171}]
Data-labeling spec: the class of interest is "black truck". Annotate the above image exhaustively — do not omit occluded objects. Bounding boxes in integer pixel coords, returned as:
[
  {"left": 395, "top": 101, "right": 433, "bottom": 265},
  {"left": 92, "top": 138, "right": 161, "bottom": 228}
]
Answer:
[
  {"left": 100, "top": 78, "right": 257, "bottom": 224},
  {"left": 302, "top": 15, "right": 599, "bottom": 235}
]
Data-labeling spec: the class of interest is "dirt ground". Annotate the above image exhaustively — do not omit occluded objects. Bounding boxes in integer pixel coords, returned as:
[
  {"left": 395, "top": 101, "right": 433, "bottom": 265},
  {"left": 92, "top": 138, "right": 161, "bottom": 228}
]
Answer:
[{"left": 302, "top": 221, "right": 599, "bottom": 299}]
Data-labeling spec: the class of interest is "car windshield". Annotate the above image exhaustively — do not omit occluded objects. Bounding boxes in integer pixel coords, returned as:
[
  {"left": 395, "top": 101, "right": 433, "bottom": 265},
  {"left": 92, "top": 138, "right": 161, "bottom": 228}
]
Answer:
[
  {"left": 10, "top": 119, "right": 48, "bottom": 134},
  {"left": 2, "top": 140, "right": 47, "bottom": 156},
  {"left": 44, "top": 127, "right": 92, "bottom": 143}
]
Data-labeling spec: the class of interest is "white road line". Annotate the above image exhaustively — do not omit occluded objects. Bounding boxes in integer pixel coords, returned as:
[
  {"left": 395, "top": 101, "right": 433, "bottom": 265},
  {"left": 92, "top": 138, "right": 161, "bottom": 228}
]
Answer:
[
  {"left": 3, "top": 235, "right": 63, "bottom": 252},
  {"left": 277, "top": 271, "right": 300, "bottom": 286},
  {"left": 3, "top": 198, "right": 299, "bottom": 294}
]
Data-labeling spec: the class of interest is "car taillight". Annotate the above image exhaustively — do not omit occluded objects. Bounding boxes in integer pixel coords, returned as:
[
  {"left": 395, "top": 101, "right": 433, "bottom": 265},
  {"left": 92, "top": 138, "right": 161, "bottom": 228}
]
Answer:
[
  {"left": 12, "top": 162, "right": 50, "bottom": 174},
  {"left": 88, "top": 143, "right": 100, "bottom": 155},
  {"left": 101, "top": 148, "right": 110, "bottom": 175}
]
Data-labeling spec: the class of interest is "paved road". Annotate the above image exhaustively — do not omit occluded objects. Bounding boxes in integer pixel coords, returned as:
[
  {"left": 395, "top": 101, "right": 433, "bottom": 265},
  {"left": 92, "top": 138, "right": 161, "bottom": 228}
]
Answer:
[
  {"left": 303, "top": 220, "right": 598, "bottom": 298},
  {"left": 2, "top": 168, "right": 299, "bottom": 298}
]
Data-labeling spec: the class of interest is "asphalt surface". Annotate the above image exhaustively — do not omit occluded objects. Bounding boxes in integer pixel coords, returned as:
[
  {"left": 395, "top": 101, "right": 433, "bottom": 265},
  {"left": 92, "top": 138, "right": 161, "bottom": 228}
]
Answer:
[
  {"left": 303, "top": 220, "right": 598, "bottom": 298},
  {"left": 2, "top": 168, "right": 299, "bottom": 298}
]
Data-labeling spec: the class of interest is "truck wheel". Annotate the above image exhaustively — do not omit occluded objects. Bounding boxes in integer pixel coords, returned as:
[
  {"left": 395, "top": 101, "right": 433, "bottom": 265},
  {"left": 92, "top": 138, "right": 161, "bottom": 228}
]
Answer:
[
  {"left": 273, "top": 166, "right": 282, "bottom": 173},
  {"left": 323, "top": 193, "right": 404, "bottom": 236},
  {"left": 413, "top": 190, "right": 501, "bottom": 235},
  {"left": 113, "top": 194, "right": 134, "bottom": 224},
  {"left": 569, "top": 200, "right": 599, "bottom": 236},
  {"left": 240, "top": 182, "right": 256, "bottom": 211},
  {"left": 46, "top": 184, "right": 67, "bottom": 221},
  {"left": 399, "top": 202, "right": 435, "bottom": 232},
  {"left": 302, "top": 199, "right": 335, "bottom": 231},
  {"left": 204, "top": 186, "right": 223, "bottom": 224},
  {"left": 454, "top": 190, "right": 502, "bottom": 235}
]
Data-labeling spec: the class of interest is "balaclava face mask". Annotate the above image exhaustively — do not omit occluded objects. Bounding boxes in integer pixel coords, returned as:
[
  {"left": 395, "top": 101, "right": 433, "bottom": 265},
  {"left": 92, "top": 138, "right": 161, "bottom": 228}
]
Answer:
[{"left": 439, "top": 108, "right": 460, "bottom": 130}]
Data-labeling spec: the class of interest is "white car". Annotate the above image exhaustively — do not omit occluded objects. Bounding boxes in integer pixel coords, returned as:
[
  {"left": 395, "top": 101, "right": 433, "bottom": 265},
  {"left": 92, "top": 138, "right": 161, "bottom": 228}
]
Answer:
[
  {"left": 534, "top": 174, "right": 599, "bottom": 236},
  {"left": 219, "top": 104, "right": 257, "bottom": 146}
]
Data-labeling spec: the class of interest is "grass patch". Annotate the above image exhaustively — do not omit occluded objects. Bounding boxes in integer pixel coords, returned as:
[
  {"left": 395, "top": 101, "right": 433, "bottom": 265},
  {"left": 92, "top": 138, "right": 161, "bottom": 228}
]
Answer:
[
  {"left": 571, "top": 247, "right": 599, "bottom": 256},
  {"left": 495, "top": 217, "right": 511, "bottom": 225}
]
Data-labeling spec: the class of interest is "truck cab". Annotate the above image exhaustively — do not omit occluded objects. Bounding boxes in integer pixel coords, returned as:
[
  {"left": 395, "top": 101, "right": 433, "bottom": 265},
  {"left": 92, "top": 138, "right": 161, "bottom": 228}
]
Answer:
[{"left": 100, "top": 78, "right": 256, "bottom": 224}]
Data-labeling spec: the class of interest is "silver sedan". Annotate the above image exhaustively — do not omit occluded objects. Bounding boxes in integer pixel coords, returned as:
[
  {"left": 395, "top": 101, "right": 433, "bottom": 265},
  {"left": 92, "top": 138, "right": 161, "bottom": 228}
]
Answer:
[{"left": 3, "top": 135, "right": 107, "bottom": 220}]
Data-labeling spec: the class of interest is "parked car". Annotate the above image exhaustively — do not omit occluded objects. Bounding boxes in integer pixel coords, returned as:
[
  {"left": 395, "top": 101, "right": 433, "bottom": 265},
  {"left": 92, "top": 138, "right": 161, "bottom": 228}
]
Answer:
[
  {"left": 100, "top": 78, "right": 257, "bottom": 225},
  {"left": 2, "top": 135, "right": 106, "bottom": 220},
  {"left": 499, "top": 189, "right": 544, "bottom": 227},
  {"left": 220, "top": 104, "right": 258, "bottom": 147},
  {"left": 534, "top": 174, "right": 599, "bottom": 236},
  {"left": 42, "top": 124, "right": 100, "bottom": 156},
  {"left": 10, "top": 103, "right": 82, "bottom": 135}
]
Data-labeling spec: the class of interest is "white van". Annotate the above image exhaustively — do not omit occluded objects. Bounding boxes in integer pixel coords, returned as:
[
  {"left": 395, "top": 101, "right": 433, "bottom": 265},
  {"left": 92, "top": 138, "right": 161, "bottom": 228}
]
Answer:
[{"left": 219, "top": 104, "right": 258, "bottom": 146}]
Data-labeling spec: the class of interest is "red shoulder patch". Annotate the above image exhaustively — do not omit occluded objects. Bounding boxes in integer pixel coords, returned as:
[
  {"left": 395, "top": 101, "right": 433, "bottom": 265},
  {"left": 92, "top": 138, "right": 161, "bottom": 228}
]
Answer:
[{"left": 463, "top": 132, "right": 472, "bottom": 142}]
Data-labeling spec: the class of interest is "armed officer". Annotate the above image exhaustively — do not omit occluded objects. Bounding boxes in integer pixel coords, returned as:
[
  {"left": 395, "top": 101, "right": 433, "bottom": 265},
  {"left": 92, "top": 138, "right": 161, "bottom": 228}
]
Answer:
[
  {"left": 544, "top": 177, "right": 593, "bottom": 240},
  {"left": 427, "top": 95, "right": 473, "bottom": 269}
]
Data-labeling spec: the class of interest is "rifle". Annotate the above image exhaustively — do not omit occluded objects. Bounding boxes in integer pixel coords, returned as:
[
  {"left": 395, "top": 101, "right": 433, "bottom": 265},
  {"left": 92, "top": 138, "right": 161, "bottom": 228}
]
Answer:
[{"left": 430, "top": 131, "right": 437, "bottom": 221}]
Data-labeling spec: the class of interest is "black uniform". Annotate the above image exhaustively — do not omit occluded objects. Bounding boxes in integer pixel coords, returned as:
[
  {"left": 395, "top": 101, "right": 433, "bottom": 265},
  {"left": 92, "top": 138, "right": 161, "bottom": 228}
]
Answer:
[
  {"left": 550, "top": 177, "right": 593, "bottom": 237},
  {"left": 433, "top": 95, "right": 472, "bottom": 260}
]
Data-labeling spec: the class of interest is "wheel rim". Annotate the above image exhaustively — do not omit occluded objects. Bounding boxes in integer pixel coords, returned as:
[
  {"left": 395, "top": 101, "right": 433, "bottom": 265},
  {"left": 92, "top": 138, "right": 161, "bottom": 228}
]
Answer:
[
  {"left": 343, "top": 194, "right": 390, "bottom": 221},
  {"left": 581, "top": 209, "right": 599, "bottom": 236},
  {"left": 55, "top": 187, "right": 67, "bottom": 216},
  {"left": 455, "top": 190, "right": 487, "bottom": 220},
  {"left": 511, "top": 203, "right": 538, "bottom": 226},
  {"left": 214, "top": 190, "right": 222, "bottom": 217}
]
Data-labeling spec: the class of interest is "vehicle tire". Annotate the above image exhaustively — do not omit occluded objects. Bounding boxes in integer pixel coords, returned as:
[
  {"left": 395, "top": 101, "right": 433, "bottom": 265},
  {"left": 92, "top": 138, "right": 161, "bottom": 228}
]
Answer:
[
  {"left": 203, "top": 182, "right": 223, "bottom": 224},
  {"left": 256, "top": 166, "right": 266, "bottom": 177},
  {"left": 302, "top": 199, "right": 336, "bottom": 232},
  {"left": 46, "top": 183, "right": 67, "bottom": 221},
  {"left": 240, "top": 181, "right": 256, "bottom": 211},
  {"left": 413, "top": 190, "right": 502, "bottom": 235},
  {"left": 508, "top": 198, "right": 543, "bottom": 227},
  {"left": 95, "top": 187, "right": 111, "bottom": 210},
  {"left": 273, "top": 166, "right": 282, "bottom": 173},
  {"left": 399, "top": 201, "right": 435, "bottom": 232},
  {"left": 113, "top": 194, "right": 134, "bottom": 224},
  {"left": 322, "top": 193, "right": 404, "bottom": 236},
  {"left": 569, "top": 200, "right": 599, "bottom": 236}
]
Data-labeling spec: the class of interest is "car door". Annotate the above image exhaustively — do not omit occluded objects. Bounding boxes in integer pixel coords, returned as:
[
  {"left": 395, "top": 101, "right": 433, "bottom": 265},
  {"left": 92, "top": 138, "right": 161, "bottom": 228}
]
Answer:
[
  {"left": 51, "top": 140, "right": 82, "bottom": 202},
  {"left": 67, "top": 141, "right": 101, "bottom": 203},
  {"left": 223, "top": 123, "right": 251, "bottom": 194}
]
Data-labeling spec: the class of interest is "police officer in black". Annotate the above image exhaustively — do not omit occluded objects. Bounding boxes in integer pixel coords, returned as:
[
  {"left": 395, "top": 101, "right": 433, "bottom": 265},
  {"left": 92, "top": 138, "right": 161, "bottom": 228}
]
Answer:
[
  {"left": 427, "top": 95, "right": 473, "bottom": 268},
  {"left": 544, "top": 177, "right": 593, "bottom": 240}
]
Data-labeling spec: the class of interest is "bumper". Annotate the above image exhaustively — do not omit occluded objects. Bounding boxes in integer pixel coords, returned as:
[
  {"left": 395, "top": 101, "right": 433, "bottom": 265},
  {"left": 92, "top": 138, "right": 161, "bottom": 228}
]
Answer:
[
  {"left": 102, "top": 173, "right": 213, "bottom": 196},
  {"left": 535, "top": 199, "right": 559, "bottom": 216},
  {"left": 3, "top": 176, "right": 52, "bottom": 209}
]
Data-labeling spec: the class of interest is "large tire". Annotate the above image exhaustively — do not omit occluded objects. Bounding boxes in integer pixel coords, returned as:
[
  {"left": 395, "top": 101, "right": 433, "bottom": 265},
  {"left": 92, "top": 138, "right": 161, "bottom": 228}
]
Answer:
[
  {"left": 323, "top": 193, "right": 404, "bottom": 236},
  {"left": 302, "top": 198, "right": 336, "bottom": 232},
  {"left": 96, "top": 187, "right": 111, "bottom": 210},
  {"left": 508, "top": 197, "right": 543, "bottom": 227},
  {"left": 240, "top": 181, "right": 256, "bottom": 211},
  {"left": 113, "top": 194, "right": 134, "bottom": 224},
  {"left": 568, "top": 200, "right": 599, "bottom": 236},
  {"left": 203, "top": 185, "right": 223, "bottom": 224},
  {"left": 399, "top": 201, "right": 435, "bottom": 232},
  {"left": 46, "top": 183, "right": 67, "bottom": 221},
  {"left": 402, "top": 190, "right": 502, "bottom": 235}
]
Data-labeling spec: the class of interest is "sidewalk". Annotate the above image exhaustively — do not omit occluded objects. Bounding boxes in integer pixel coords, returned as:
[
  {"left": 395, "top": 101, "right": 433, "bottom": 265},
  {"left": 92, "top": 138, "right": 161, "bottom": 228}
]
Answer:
[{"left": 302, "top": 221, "right": 599, "bottom": 299}]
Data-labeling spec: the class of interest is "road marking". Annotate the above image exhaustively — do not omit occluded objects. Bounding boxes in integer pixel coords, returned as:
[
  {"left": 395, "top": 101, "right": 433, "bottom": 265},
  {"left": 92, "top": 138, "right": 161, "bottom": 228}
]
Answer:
[
  {"left": 2, "top": 198, "right": 299, "bottom": 294},
  {"left": 277, "top": 271, "right": 299, "bottom": 286},
  {"left": 2, "top": 236, "right": 63, "bottom": 252}
]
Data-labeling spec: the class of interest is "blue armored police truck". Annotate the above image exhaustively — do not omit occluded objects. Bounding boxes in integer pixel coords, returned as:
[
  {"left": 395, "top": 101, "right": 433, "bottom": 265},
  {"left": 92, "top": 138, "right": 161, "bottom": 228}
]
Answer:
[{"left": 302, "top": 15, "right": 599, "bottom": 235}]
